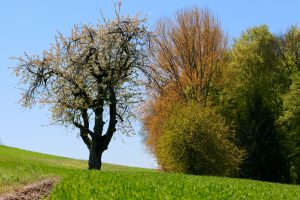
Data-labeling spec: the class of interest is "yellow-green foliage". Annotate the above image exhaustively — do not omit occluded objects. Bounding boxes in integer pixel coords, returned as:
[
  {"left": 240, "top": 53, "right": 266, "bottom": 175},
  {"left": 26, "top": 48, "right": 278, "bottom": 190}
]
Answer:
[
  {"left": 279, "top": 72, "right": 300, "bottom": 183},
  {"left": 157, "top": 102, "right": 244, "bottom": 176}
]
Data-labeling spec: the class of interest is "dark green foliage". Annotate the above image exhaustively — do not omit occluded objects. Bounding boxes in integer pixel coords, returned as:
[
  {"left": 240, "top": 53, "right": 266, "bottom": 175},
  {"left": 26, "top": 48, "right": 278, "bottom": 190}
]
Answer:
[
  {"left": 236, "top": 93, "right": 289, "bottom": 182},
  {"left": 279, "top": 27, "right": 300, "bottom": 184},
  {"left": 156, "top": 102, "right": 244, "bottom": 176},
  {"left": 222, "top": 26, "right": 290, "bottom": 183},
  {"left": 279, "top": 72, "right": 300, "bottom": 183}
]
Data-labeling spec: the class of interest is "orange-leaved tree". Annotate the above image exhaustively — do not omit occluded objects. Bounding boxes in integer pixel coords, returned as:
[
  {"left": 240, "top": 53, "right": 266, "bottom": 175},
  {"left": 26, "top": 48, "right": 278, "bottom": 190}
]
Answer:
[{"left": 142, "top": 7, "right": 242, "bottom": 175}]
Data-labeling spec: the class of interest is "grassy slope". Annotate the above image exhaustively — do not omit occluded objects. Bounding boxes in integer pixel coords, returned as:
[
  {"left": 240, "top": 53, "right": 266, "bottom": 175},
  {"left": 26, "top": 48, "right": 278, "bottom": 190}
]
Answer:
[
  {"left": 0, "top": 145, "right": 149, "bottom": 194},
  {"left": 1, "top": 145, "right": 300, "bottom": 199}
]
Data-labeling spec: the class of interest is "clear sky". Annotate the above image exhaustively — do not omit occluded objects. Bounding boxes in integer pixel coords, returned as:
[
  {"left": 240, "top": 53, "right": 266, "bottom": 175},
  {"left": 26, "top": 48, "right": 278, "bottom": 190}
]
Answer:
[{"left": 1, "top": 0, "right": 300, "bottom": 169}]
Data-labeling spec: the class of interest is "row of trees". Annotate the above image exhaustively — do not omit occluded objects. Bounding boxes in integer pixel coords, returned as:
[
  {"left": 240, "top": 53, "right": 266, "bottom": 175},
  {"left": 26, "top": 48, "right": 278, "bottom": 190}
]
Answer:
[
  {"left": 12, "top": 2, "right": 300, "bottom": 184},
  {"left": 143, "top": 7, "right": 300, "bottom": 183}
]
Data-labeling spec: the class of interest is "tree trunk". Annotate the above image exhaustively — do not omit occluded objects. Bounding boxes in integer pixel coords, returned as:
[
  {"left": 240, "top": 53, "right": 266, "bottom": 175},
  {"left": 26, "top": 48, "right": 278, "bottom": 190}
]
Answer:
[
  {"left": 88, "top": 87, "right": 117, "bottom": 170},
  {"left": 88, "top": 139, "right": 104, "bottom": 170}
]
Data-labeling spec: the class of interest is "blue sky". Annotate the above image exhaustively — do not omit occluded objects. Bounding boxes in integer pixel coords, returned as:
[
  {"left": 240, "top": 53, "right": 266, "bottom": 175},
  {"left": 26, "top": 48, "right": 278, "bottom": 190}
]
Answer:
[{"left": 1, "top": 0, "right": 300, "bottom": 168}]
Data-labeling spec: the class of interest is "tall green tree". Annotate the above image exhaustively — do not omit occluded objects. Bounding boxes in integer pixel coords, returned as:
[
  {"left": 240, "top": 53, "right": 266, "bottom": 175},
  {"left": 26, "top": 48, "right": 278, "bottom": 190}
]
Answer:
[
  {"left": 222, "top": 25, "right": 290, "bottom": 182},
  {"left": 13, "top": 3, "right": 151, "bottom": 170},
  {"left": 277, "top": 26, "right": 300, "bottom": 183},
  {"left": 279, "top": 72, "right": 300, "bottom": 183},
  {"left": 278, "top": 26, "right": 300, "bottom": 73}
]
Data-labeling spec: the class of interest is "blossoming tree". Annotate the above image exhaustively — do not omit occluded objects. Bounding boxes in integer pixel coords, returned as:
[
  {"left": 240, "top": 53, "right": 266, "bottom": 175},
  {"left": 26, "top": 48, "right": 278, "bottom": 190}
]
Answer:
[{"left": 13, "top": 3, "right": 151, "bottom": 170}]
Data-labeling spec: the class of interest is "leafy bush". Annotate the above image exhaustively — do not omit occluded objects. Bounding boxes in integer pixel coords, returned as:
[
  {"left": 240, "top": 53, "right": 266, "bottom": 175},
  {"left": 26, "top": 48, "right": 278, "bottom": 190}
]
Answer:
[{"left": 156, "top": 102, "right": 244, "bottom": 176}]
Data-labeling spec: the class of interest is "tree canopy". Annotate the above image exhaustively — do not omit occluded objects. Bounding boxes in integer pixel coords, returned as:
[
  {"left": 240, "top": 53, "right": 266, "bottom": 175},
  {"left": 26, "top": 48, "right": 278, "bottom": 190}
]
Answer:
[
  {"left": 147, "top": 7, "right": 227, "bottom": 103},
  {"left": 13, "top": 4, "right": 151, "bottom": 169},
  {"left": 221, "top": 26, "right": 290, "bottom": 182},
  {"left": 142, "top": 7, "right": 242, "bottom": 176}
]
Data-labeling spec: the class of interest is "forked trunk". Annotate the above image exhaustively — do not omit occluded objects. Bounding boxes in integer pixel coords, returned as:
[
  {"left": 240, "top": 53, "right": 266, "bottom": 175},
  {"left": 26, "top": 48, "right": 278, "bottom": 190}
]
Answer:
[
  {"left": 87, "top": 87, "right": 117, "bottom": 170},
  {"left": 88, "top": 139, "right": 103, "bottom": 170}
]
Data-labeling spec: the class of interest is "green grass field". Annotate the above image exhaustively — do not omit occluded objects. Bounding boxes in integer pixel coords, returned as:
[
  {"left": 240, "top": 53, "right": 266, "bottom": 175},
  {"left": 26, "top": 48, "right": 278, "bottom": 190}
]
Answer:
[
  {"left": 1, "top": 145, "right": 300, "bottom": 199},
  {"left": 0, "top": 145, "right": 147, "bottom": 194}
]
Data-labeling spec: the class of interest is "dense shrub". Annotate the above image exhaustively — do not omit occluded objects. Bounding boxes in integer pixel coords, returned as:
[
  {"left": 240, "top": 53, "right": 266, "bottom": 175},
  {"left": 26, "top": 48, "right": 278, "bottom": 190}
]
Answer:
[{"left": 156, "top": 102, "right": 244, "bottom": 176}]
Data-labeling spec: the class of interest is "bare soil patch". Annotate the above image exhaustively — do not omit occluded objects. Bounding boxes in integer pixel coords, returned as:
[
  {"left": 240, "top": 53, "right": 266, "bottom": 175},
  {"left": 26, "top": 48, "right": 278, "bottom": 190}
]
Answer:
[{"left": 0, "top": 178, "right": 58, "bottom": 200}]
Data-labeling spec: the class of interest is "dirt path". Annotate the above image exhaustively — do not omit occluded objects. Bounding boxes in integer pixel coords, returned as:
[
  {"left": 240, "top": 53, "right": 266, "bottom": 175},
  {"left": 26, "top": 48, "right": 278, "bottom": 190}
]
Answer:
[{"left": 0, "top": 178, "right": 58, "bottom": 200}]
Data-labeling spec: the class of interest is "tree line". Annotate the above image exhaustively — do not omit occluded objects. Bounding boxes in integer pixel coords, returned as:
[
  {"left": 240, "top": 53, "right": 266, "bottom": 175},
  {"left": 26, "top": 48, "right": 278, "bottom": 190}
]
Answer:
[
  {"left": 12, "top": 3, "right": 300, "bottom": 184},
  {"left": 143, "top": 7, "right": 300, "bottom": 184}
]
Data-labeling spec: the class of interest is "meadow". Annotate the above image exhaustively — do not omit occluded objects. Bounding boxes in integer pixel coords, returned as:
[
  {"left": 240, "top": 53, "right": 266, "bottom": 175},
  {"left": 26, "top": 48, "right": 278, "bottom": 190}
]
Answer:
[{"left": 1, "top": 145, "right": 300, "bottom": 199}]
